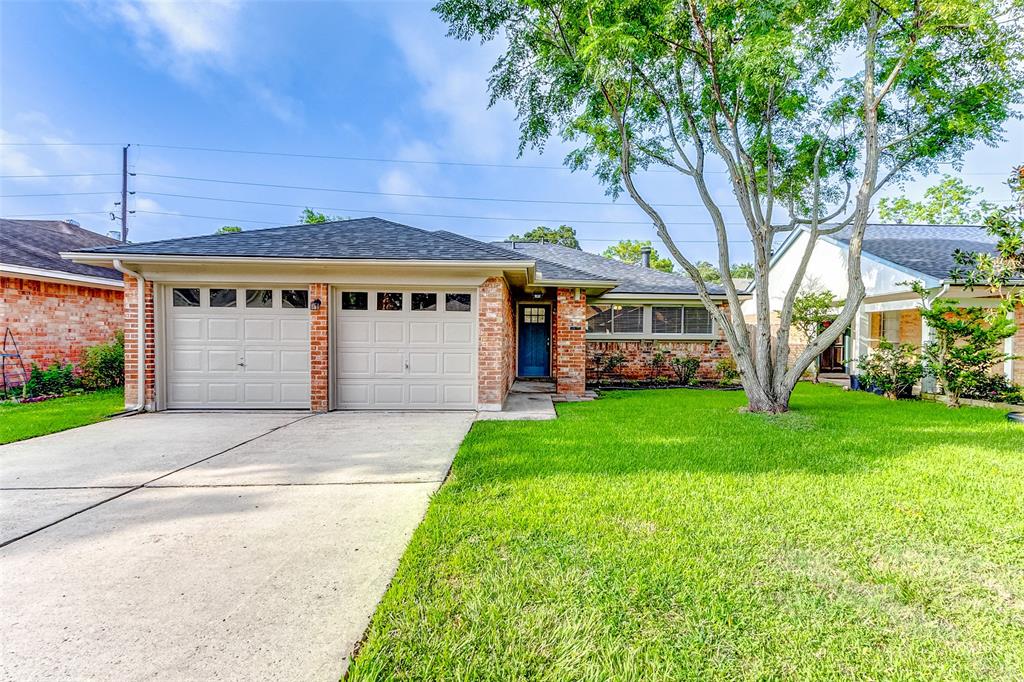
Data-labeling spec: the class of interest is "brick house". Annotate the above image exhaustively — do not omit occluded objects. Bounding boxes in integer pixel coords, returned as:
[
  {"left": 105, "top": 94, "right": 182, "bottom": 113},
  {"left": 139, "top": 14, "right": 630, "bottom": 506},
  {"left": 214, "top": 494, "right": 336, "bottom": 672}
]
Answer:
[
  {"left": 1, "top": 219, "right": 124, "bottom": 374},
  {"left": 63, "top": 218, "right": 737, "bottom": 412},
  {"left": 743, "top": 223, "right": 1023, "bottom": 388}
]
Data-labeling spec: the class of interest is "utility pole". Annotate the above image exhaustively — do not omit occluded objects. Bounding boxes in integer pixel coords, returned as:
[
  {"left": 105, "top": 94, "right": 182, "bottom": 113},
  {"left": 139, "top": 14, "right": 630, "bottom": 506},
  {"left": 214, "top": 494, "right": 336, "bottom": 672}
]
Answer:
[{"left": 120, "top": 144, "right": 129, "bottom": 243}]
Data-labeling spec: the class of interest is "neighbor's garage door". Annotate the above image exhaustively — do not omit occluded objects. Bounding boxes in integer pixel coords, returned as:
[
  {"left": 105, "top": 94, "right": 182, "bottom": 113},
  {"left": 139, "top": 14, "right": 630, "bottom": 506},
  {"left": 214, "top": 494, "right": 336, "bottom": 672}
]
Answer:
[
  {"left": 333, "top": 288, "right": 476, "bottom": 409},
  {"left": 164, "top": 286, "right": 310, "bottom": 408}
]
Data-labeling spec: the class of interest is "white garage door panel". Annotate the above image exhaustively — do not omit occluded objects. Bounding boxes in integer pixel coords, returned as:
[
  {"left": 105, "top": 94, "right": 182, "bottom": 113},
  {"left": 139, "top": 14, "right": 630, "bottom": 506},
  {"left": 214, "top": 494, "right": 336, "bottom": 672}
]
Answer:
[
  {"left": 334, "top": 289, "right": 477, "bottom": 409},
  {"left": 165, "top": 286, "right": 310, "bottom": 409}
]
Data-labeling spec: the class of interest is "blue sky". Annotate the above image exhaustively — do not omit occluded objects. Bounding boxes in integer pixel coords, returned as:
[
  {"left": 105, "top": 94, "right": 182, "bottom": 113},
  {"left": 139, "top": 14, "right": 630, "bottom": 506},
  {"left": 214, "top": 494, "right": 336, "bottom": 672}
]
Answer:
[{"left": 1, "top": 0, "right": 1019, "bottom": 264}]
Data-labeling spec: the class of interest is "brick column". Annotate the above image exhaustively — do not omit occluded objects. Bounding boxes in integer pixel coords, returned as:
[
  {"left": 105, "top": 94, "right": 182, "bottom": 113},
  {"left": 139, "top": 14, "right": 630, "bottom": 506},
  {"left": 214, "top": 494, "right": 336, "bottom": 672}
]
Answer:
[
  {"left": 478, "top": 277, "right": 515, "bottom": 409},
  {"left": 1012, "top": 303, "right": 1023, "bottom": 385},
  {"left": 123, "top": 274, "right": 155, "bottom": 410},
  {"left": 309, "top": 283, "right": 330, "bottom": 412},
  {"left": 554, "top": 287, "right": 586, "bottom": 396}
]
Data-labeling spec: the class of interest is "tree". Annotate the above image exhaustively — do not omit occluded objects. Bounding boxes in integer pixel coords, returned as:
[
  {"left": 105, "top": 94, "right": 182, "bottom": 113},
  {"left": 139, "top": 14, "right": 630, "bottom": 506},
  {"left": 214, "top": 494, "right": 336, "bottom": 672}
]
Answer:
[
  {"left": 436, "top": 0, "right": 1022, "bottom": 412},
  {"left": 508, "top": 224, "right": 580, "bottom": 248},
  {"left": 877, "top": 175, "right": 995, "bottom": 225},
  {"left": 694, "top": 261, "right": 754, "bottom": 283},
  {"left": 602, "top": 239, "right": 673, "bottom": 272},
  {"left": 953, "top": 165, "right": 1024, "bottom": 314},
  {"left": 789, "top": 289, "right": 839, "bottom": 382},
  {"left": 857, "top": 340, "right": 923, "bottom": 400},
  {"left": 299, "top": 208, "right": 345, "bottom": 224},
  {"left": 215, "top": 225, "right": 242, "bottom": 234},
  {"left": 913, "top": 285, "right": 1016, "bottom": 408}
]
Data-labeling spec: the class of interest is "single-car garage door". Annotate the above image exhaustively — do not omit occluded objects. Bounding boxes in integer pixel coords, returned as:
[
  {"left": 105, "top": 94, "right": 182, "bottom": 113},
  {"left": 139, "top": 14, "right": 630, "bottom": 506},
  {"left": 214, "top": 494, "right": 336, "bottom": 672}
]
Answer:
[
  {"left": 333, "top": 288, "right": 476, "bottom": 409},
  {"left": 164, "top": 286, "right": 310, "bottom": 408}
]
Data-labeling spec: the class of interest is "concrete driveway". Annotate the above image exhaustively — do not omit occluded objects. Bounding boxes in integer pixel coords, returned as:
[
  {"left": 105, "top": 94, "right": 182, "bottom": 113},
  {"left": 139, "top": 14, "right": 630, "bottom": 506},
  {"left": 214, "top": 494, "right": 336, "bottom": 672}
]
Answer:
[{"left": 0, "top": 410, "right": 474, "bottom": 681}]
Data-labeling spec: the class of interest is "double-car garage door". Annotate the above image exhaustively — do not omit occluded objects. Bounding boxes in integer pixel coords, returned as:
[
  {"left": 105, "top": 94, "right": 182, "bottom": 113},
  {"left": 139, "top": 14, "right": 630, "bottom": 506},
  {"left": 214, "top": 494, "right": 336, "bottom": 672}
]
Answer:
[{"left": 164, "top": 285, "right": 476, "bottom": 410}]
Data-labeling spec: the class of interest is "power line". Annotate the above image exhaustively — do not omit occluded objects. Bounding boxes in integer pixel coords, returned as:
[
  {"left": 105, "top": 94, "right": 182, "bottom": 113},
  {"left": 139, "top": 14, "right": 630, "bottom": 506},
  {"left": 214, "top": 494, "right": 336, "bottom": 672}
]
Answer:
[
  {"left": 0, "top": 173, "right": 120, "bottom": 179},
  {"left": 5, "top": 211, "right": 111, "bottom": 218},
  {"left": 131, "top": 210, "right": 743, "bottom": 243},
  {"left": 134, "top": 175, "right": 740, "bottom": 209},
  {"left": 0, "top": 191, "right": 118, "bottom": 198},
  {"left": 134, "top": 193, "right": 748, "bottom": 226}
]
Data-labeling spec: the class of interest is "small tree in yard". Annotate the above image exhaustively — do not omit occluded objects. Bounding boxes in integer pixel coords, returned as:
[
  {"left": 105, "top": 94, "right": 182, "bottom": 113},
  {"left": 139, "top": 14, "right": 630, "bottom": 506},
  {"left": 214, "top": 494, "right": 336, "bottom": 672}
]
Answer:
[
  {"left": 912, "top": 284, "right": 1016, "bottom": 408},
  {"left": 436, "top": 0, "right": 1022, "bottom": 413},
  {"left": 671, "top": 356, "right": 699, "bottom": 385},
  {"left": 789, "top": 290, "right": 839, "bottom": 383},
  {"left": 858, "top": 340, "right": 923, "bottom": 400}
]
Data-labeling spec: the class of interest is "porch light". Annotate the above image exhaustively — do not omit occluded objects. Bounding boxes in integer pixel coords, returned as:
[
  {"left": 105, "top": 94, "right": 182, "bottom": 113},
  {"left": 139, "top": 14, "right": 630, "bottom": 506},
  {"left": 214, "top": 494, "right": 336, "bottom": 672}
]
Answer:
[{"left": 310, "top": 298, "right": 322, "bottom": 311}]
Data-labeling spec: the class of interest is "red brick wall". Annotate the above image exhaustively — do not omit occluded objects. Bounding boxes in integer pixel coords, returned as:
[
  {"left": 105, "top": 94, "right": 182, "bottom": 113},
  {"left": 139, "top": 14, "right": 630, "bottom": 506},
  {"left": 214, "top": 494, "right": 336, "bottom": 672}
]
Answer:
[
  {"left": 587, "top": 339, "right": 733, "bottom": 383},
  {"left": 478, "top": 276, "right": 515, "bottom": 408},
  {"left": 309, "top": 283, "right": 330, "bottom": 412},
  {"left": 1013, "top": 303, "right": 1023, "bottom": 385},
  {"left": 123, "top": 275, "right": 155, "bottom": 409},
  {"left": 0, "top": 276, "right": 123, "bottom": 373},
  {"left": 554, "top": 288, "right": 586, "bottom": 395}
]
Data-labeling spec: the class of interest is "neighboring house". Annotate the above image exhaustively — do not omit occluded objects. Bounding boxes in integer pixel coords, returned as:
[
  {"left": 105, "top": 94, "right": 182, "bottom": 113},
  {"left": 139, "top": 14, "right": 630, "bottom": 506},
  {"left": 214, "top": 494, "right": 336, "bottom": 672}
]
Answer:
[
  {"left": 745, "top": 223, "right": 1023, "bottom": 386},
  {"left": 0, "top": 219, "right": 124, "bottom": 373},
  {"left": 62, "top": 218, "right": 737, "bottom": 412}
]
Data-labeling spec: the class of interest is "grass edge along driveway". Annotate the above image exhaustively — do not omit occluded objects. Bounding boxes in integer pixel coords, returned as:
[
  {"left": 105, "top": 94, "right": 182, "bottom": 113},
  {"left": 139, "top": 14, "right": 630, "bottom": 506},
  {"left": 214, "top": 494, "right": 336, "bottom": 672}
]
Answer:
[
  {"left": 0, "top": 388, "right": 124, "bottom": 445},
  {"left": 348, "top": 383, "right": 1024, "bottom": 681}
]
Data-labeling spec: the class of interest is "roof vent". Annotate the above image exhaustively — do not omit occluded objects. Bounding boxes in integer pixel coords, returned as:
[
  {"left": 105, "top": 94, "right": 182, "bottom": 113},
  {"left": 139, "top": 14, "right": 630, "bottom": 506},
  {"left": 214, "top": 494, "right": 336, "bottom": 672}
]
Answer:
[{"left": 640, "top": 245, "right": 652, "bottom": 268}]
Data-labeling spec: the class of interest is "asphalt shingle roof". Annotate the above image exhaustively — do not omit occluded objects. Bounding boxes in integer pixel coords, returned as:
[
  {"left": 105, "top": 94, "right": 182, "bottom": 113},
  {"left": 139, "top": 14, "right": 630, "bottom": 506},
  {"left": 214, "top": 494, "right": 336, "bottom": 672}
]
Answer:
[
  {"left": 1, "top": 219, "right": 122, "bottom": 281},
  {"left": 830, "top": 223, "right": 998, "bottom": 280},
  {"left": 74, "top": 217, "right": 533, "bottom": 262},
  {"left": 492, "top": 241, "right": 726, "bottom": 295}
]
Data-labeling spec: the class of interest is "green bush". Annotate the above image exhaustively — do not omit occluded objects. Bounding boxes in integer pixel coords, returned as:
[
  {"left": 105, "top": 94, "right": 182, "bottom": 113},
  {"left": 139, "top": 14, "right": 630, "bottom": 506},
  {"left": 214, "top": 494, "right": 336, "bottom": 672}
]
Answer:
[
  {"left": 670, "top": 356, "right": 700, "bottom": 385},
  {"left": 963, "top": 374, "right": 1024, "bottom": 404},
  {"left": 716, "top": 357, "right": 740, "bottom": 386},
  {"left": 23, "top": 362, "right": 79, "bottom": 398},
  {"left": 81, "top": 332, "right": 125, "bottom": 390},
  {"left": 857, "top": 339, "right": 923, "bottom": 400}
]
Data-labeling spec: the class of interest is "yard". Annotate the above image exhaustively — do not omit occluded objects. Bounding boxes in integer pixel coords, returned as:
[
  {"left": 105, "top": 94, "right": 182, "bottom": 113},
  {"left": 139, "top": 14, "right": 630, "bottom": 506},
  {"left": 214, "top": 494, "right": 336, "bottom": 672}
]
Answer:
[
  {"left": 0, "top": 388, "right": 124, "bottom": 445},
  {"left": 349, "top": 383, "right": 1024, "bottom": 680}
]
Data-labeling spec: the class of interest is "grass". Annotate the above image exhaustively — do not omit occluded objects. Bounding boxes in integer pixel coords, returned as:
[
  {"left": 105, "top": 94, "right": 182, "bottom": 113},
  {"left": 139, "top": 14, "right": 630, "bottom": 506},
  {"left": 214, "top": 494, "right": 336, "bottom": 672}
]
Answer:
[
  {"left": 348, "top": 383, "right": 1024, "bottom": 680},
  {"left": 0, "top": 388, "right": 124, "bottom": 445}
]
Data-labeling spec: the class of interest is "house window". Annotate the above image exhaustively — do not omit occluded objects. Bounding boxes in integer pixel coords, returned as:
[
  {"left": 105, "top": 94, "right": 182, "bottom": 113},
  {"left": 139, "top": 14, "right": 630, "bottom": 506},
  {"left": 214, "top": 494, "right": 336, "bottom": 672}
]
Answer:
[
  {"left": 282, "top": 289, "right": 309, "bottom": 309},
  {"left": 412, "top": 293, "right": 437, "bottom": 311},
  {"left": 377, "top": 292, "right": 403, "bottom": 311},
  {"left": 246, "top": 289, "right": 273, "bottom": 308},
  {"left": 341, "top": 291, "right": 368, "bottom": 310},
  {"left": 586, "top": 304, "right": 642, "bottom": 334},
  {"left": 683, "top": 307, "right": 712, "bottom": 335},
  {"left": 209, "top": 288, "right": 237, "bottom": 308},
  {"left": 652, "top": 306, "right": 682, "bottom": 334},
  {"left": 523, "top": 307, "right": 546, "bottom": 323},
  {"left": 445, "top": 293, "right": 471, "bottom": 312},
  {"left": 172, "top": 288, "right": 200, "bottom": 307}
]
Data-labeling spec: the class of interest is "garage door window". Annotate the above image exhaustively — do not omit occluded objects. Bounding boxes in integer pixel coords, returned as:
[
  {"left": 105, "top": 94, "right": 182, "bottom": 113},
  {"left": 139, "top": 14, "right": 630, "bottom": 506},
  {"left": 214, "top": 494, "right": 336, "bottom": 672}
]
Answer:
[
  {"left": 445, "top": 293, "right": 471, "bottom": 312},
  {"left": 341, "top": 291, "right": 367, "bottom": 310},
  {"left": 282, "top": 289, "right": 308, "bottom": 309},
  {"left": 245, "top": 289, "right": 273, "bottom": 308},
  {"left": 412, "top": 293, "right": 437, "bottom": 311},
  {"left": 172, "top": 288, "right": 200, "bottom": 307},
  {"left": 210, "top": 288, "right": 237, "bottom": 307},
  {"left": 377, "top": 292, "right": 403, "bottom": 311}
]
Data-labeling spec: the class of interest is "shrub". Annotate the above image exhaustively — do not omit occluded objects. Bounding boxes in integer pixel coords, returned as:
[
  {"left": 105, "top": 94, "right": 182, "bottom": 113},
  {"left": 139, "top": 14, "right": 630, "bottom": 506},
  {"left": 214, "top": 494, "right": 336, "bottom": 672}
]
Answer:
[
  {"left": 23, "top": 362, "right": 79, "bottom": 398},
  {"left": 602, "top": 352, "right": 627, "bottom": 378},
  {"left": 81, "top": 332, "right": 125, "bottom": 390},
  {"left": 716, "top": 357, "right": 740, "bottom": 386},
  {"left": 857, "top": 339, "right": 923, "bottom": 400},
  {"left": 962, "top": 374, "right": 1023, "bottom": 405},
  {"left": 670, "top": 356, "right": 700, "bottom": 385},
  {"left": 648, "top": 349, "right": 668, "bottom": 380}
]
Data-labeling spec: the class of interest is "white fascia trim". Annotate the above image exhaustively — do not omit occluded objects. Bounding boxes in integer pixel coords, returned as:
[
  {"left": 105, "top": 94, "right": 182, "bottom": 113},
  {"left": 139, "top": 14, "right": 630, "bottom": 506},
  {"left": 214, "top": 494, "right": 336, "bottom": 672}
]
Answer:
[
  {"left": 60, "top": 252, "right": 535, "bottom": 270},
  {"left": 0, "top": 263, "right": 124, "bottom": 289},
  {"left": 594, "top": 293, "right": 733, "bottom": 303},
  {"left": 535, "top": 278, "right": 620, "bottom": 288}
]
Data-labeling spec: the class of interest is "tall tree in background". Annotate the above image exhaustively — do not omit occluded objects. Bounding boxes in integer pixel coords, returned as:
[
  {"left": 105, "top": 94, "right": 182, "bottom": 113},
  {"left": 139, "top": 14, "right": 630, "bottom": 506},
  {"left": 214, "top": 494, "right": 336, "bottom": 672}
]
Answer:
[
  {"left": 508, "top": 224, "right": 581, "bottom": 248},
  {"left": 603, "top": 239, "right": 674, "bottom": 271},
  {"left": 215, "top": 225, "right": 243, "bottom": 234},
  {"left": 299, "top": 208, "right": 346, "bottom": 224},
  {"left": 877, "top": 175, "right": 994, "bottom": 224},
  {"left": 436, "top": 0, "right": 1022, "bottom": 412},
  {"left": 694, "top": 261, "right": 755, "bottom": 283}
]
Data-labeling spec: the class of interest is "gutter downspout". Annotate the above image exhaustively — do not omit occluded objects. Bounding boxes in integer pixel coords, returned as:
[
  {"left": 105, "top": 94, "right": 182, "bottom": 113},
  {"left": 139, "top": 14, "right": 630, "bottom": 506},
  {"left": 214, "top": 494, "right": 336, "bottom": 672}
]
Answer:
[
  {"left": 112, "top": 259, "right": 146, "bottom": 412},
  {"left": 920, "top": 281, "right": 951, "bottom": 395}
]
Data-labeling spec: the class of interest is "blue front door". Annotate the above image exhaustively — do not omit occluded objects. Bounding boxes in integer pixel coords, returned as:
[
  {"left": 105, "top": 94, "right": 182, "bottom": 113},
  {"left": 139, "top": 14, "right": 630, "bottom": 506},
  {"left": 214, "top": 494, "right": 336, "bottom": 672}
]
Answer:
[{"left": 518, "top": 305, "right": 551, "bottom": 377}]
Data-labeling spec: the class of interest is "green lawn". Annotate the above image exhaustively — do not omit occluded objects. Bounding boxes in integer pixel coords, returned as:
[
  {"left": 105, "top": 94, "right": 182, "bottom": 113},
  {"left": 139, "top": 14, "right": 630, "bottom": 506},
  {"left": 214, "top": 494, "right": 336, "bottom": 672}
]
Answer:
[
  {"left": 0, "top": 388, "right": 124, "bottom": 445},
  {"left": 349, "top": 383, "right": 1024, "bottom": 680}
]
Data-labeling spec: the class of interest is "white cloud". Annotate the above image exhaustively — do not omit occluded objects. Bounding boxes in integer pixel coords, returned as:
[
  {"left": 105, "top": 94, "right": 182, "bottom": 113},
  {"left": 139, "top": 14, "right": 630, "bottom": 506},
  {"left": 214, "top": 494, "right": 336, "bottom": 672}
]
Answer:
[
  {"left": 0, "top": 130, "right": 45, "bottom": 177},
  {"left": 377, "top": 168, "right": 427, "bottom": 209}
]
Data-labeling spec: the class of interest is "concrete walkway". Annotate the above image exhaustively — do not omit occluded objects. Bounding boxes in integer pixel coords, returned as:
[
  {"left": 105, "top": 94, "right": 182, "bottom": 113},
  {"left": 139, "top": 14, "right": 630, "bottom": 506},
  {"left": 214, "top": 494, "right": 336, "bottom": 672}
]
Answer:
[{"left": 0, "top": 410, "right": 474, "bottom": 681}]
